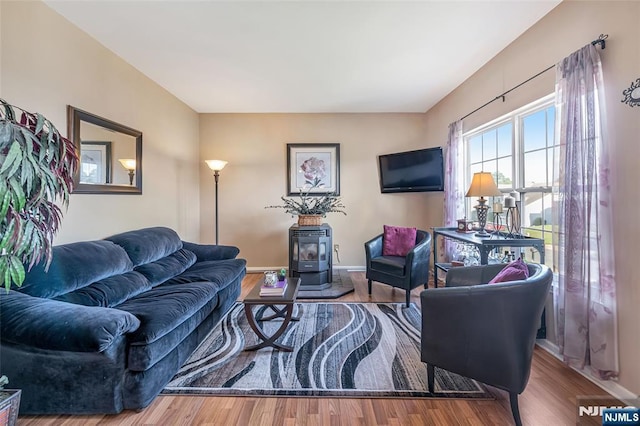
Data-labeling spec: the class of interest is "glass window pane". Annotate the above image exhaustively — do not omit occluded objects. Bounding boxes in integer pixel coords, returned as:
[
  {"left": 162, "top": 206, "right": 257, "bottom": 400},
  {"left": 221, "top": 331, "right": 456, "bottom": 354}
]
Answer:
[
  {"left": 547, "top": 149, "right": 554, "bottom": 187},
  {"left": 524, "top": 150, "right": 547, "bottom": 187},
  {"left": 496, "top": 157, "right": 513, "bottom": 189},
  {"left": 550, "top": 146, "right": 560, "bottom": 187},
  {"left": 497, "top": 123, "right": 512, "bottom": 157},
  {"left": 470, "top": 162, "right": 482, "bottom": 179},
  {"left": 482, "top": 160, "right": 497, "bottom": 176},
  {"left": 523, "top": 109, "right": 546, "bottom": 152},
  {"left": 483, "top": 129, "right": 497, "bottom": 160},
  {"left": 468, "top": 135, "right": 482, "bottom": 162},
  {"left": 546, "top": 106, "right": 556, "bottom": 147}
]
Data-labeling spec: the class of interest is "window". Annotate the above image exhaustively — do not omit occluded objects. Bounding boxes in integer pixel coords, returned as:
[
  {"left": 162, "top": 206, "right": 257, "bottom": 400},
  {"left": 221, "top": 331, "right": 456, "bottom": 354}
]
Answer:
[{"left": 464, "top": 95, "right": 556, "bottom": 268}]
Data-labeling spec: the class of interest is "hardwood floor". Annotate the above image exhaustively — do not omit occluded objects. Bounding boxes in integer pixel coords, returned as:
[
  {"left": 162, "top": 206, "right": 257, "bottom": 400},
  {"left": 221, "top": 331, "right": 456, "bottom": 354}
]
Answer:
[{"left": 19, "top": 272, "right": 610, "bottom": 426}]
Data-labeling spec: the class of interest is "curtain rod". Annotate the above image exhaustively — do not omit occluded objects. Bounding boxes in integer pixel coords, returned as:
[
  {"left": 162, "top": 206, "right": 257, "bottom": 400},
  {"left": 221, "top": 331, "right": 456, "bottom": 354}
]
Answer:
[{"left": 459, "top": 34, "right": 608, "bottom": 122}]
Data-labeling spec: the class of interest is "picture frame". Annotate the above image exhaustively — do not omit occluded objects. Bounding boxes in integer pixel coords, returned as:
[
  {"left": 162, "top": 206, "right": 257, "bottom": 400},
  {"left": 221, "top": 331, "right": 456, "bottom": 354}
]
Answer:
[
  {"left": 80, "top": 141, "right": 112, "bottom": 184},
  {"left": 287, "top": 143, "right": 340, "bottom": 195}
]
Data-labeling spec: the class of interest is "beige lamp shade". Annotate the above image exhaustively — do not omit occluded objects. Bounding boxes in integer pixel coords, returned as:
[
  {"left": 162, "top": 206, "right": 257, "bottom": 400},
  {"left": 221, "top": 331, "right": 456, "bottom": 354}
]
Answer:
[
  {"left": 466, "top": 172, "right": 502, "bottom": 197},
  {"left": 205, "top": 160, "right": 228, "bottom": 172},
  {"left": 118, "top": 159, "right": 136, "bottom": 171}
]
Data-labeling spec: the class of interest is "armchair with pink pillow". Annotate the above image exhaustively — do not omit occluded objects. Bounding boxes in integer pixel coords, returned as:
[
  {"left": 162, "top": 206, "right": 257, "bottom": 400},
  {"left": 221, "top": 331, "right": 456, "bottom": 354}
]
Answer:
[{"left": 364, "top": 225, "right": 431, "bottom": 307}]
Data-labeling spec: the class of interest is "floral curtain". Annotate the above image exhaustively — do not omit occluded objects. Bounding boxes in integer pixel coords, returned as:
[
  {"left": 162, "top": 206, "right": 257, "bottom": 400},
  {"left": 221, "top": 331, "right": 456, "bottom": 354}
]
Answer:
[
  {"left": 443, "top": 120, "right": 465, "bottom": 261},
  {"left": 553, "top": 44, "right": 618, "bottom": 379}
]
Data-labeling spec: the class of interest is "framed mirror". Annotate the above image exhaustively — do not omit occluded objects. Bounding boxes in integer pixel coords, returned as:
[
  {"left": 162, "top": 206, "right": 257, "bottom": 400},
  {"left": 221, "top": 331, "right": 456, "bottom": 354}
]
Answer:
[{"left": 67, "top": 106, "right": 142, "bottom": 194}]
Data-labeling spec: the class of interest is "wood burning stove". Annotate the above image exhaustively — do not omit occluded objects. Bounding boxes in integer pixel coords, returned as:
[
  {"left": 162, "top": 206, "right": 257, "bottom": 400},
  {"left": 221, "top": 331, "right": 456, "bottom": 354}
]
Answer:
[{"left": 288, "top": 224, "right": 332, "bottom": 290}]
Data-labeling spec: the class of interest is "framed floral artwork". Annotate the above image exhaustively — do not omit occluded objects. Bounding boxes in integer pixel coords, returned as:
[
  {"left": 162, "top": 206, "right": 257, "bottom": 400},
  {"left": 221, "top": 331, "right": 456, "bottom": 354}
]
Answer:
[{"left": 287, "top": 143, "right": 340, "bottom": 195}]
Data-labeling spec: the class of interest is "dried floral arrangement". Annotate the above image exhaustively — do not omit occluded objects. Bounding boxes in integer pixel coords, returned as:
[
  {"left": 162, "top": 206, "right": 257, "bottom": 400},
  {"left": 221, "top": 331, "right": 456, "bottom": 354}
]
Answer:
[{"left": 265, "top": 185, "right": 346, "bottom": 217}]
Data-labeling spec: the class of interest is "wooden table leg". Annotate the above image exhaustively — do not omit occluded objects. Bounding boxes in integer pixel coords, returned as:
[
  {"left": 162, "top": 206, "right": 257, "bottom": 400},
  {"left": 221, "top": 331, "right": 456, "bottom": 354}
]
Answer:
[
  {"left": 258, "top": 304, "right": 300, "bottom": 322},
  {"left": 244, "top": 303, "right": 296, "bottom": 351}
]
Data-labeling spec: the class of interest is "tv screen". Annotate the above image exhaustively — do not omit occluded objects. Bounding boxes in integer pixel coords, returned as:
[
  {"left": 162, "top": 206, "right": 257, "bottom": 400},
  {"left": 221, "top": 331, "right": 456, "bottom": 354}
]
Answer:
[{"left": 378, "top": 147, "right": 444, "bottom": 193}]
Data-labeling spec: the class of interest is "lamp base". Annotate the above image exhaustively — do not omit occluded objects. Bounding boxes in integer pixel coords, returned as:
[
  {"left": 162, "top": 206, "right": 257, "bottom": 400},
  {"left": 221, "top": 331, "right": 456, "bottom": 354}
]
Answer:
[{"left": 475, "top": 229, "right": 491, "bottom": 238}]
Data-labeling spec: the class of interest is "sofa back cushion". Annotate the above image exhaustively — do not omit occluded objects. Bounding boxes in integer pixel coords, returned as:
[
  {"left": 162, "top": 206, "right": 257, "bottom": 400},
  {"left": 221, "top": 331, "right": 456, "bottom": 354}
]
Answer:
[
  {"left": 54, "top": 271, "right": 152, "bottom": 307},
  {"left": 134, "top": 248, "right": 197, "bottom": 287},
  {"left": 104, "top": 227, "right": 183, "bottom": 267},
  {"left": 18, "top": 240, "right": 134, "bottom": 299}
]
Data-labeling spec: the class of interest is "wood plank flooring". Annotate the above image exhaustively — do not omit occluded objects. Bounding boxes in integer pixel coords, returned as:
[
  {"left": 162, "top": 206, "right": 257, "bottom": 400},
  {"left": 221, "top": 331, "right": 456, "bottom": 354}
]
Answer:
[{"left": 18, "top": 272, "right": 611, "bottom": 426}]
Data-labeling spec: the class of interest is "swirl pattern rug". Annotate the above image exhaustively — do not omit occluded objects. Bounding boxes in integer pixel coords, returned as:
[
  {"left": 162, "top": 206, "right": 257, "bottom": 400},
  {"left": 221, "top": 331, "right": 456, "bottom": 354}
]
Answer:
[{"left": 163, "top": 302, "right": 491, "bottom": 398}]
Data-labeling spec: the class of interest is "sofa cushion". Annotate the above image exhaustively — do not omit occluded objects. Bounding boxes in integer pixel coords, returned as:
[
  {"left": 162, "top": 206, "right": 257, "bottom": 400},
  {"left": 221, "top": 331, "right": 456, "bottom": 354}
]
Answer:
[
  {"left": 370, "top": 256, "right": 406, "bottom": 276},
  {"left": 126, "top": 291, "right": 219, "bottom": 371},
  {"left": 134, "top": 249, "right": 197, "bottom": 287},
  {"left": 116, "top": 279, "right": 219, "bottom": 347},
  {"left": 54, "top": 271, "right": 151, "bottom": 307},
  {"left": 105, "top": 227, "right": 183, "bottom": 267},
  {"left": 17, "top": 240, "right": 134, "bottom": 299},
  {"left": 165, "top": 258, "right": 247, "bottom": 292}
]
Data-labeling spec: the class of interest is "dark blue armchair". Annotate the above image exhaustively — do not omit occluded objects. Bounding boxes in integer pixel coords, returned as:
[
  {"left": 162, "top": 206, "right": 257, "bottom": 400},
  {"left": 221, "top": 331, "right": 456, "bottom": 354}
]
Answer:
[{"left": 364, "top": 229, "right": 431, "bottom": 307}]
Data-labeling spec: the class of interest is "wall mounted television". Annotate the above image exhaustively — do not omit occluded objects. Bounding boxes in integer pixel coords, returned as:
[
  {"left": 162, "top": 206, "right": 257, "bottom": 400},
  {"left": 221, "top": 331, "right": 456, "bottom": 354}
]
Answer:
[{"left": 378, "top": 147, "right": 444, "bottom": 193}]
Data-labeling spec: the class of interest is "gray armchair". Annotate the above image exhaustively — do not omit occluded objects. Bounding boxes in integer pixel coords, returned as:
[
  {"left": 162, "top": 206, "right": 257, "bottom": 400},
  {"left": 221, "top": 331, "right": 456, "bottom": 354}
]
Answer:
[
  {"left": 364, "top": 230, "right": 431, "bottom": 307},
  {"left": 420, "top": 263, "right": 552, "bottom": 426}
]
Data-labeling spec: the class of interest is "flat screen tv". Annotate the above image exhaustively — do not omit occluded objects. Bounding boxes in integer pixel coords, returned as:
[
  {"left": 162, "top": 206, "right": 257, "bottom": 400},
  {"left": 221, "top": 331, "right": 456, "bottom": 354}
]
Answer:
[{"left": 378, "top": 147, "right": 444, "bottom": 193}]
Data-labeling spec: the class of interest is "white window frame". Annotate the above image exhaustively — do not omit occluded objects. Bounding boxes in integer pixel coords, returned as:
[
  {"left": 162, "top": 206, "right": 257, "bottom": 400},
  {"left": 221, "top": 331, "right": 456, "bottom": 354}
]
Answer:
[{"left": 463, "top": 94, "right": 556, "bottom": 266}]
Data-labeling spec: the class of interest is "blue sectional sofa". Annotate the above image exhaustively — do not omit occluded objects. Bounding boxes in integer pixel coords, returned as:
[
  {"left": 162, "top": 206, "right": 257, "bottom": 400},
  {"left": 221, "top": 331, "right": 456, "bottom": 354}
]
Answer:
[{"left": 0, "top": 227, "right": 246, "bottom": 414}]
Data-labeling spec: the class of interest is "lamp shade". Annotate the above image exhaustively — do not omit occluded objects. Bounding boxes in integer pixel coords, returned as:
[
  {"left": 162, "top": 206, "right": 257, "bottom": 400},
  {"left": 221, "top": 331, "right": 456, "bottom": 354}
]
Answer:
[
  {"left": 118, "top": 159, "right": 136, "bottom": 170},
  {"left": 205, "top": 160, "right": 228, "bottom": 172},
  {"left": 465, "top": 172, "right": 502, "bottom": 197}
]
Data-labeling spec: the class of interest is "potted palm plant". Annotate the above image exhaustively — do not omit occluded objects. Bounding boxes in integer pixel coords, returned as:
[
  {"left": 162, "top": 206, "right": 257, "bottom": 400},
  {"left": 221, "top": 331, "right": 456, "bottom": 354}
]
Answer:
[
  {"left": 0, "top": 99, "right": 77, "bottom": 291},
  {"left": 0, "top": 99, "right": 77, "bottom": 424}
]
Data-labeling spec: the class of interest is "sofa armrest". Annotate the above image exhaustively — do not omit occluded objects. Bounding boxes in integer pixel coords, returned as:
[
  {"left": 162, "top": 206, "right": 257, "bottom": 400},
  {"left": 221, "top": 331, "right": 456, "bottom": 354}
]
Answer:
[
  {"left": 364, "top": 234, "right": 383, "bottom": 266},
  {"left": 0, "top": 290, "right": 140, "bottom": 353},
  {"left": 182, "top": 241, "right": 240, "bottom": 261}
]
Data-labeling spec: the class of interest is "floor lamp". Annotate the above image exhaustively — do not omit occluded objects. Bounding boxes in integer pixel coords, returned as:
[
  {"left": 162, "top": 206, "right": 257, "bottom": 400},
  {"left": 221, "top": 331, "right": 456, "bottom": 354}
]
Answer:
[{"left": 205, "top": 160, "right": 228, "bottom": 245}]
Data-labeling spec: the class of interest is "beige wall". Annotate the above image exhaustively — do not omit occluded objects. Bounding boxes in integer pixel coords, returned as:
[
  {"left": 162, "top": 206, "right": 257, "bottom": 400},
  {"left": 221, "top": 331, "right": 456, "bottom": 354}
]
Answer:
[
  {"left": 199, "top": 113, "right": 441, "bottom": 267},
  {"left": 423, "top": 0, "right": 640, "bottom": 394},
  {"left": 0, "top": 1, "right": 201, "bottom": 242}
]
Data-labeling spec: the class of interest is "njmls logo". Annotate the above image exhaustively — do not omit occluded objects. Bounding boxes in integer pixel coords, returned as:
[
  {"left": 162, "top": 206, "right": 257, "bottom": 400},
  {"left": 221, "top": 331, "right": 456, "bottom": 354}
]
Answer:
[
  {"left": 579, "top": 406, "right": 629, "bottom": 417},
  {"left": 576, "top": 396, "right": 640, "bottom": 426}
]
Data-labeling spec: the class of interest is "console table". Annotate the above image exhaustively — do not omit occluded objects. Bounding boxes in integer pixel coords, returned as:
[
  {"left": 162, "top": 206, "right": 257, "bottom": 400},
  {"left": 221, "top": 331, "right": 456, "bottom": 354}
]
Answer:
[
  {"left": 432, "top": 227, "right": 547, "bottom": 338},
  {"left": 432, "top": 227, "right": 545, "bottom": 286}
]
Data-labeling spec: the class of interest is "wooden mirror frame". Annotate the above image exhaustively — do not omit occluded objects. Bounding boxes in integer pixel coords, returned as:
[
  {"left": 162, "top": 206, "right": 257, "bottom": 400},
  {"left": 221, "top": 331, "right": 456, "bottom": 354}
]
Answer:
[{"left": 67, "top": 106, "right": 142, "bottom": 194}]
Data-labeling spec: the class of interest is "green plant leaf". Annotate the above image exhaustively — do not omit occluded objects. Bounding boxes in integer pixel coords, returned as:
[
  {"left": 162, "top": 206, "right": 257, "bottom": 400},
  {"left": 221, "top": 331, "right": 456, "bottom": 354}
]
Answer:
[
  {"left": 8, "top": 178, "right": 26, "bottom": 211},
  {"left": 35, "top": 113, "right": 45, "bottom": 135},
  {"left": 8, "top": 256, "right": 25, "bottom": 287},
  {"left": 0, "top": 190, "right": 10, "bottom": 219},
  {"left": 0, "top": 141, "right": 22, "bottom": 175},
  {"left": 0, "top": 258, "right": 8, "bottom": 292}
]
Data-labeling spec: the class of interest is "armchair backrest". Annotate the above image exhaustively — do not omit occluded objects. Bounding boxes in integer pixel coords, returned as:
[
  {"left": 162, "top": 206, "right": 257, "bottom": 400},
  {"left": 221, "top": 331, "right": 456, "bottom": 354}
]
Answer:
[{"left": 421, "top": 263, "right": 552, "bottom": 394}]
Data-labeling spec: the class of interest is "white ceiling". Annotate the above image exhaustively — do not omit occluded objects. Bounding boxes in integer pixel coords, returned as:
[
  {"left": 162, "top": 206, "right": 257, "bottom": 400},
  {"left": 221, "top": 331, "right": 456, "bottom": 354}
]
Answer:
[{"left": 45, "top": 1, "right": 560, "bottom": 113}]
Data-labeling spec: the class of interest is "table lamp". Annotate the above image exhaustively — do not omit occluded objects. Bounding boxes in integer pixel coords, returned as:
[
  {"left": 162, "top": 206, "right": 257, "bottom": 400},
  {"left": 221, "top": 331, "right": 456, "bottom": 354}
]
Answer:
[{"left": 466, "top": 172, "right": 502, "bottom": 237}]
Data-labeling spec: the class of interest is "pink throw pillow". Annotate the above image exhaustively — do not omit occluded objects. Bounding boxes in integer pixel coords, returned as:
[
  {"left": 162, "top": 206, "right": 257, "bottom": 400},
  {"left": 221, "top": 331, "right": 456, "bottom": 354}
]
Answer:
[
  {"left": 489, "top": 258, "right": 530, "bottom": 284},
  {"left": 382, "top": 225, "right": 417, "bottom": 257}
]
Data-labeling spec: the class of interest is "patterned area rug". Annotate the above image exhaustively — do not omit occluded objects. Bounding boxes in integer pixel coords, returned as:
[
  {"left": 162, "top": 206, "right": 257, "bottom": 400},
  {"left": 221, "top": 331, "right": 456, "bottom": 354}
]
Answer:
[{"left": 163, "top": 302, "right": 491, "bottom": 399}]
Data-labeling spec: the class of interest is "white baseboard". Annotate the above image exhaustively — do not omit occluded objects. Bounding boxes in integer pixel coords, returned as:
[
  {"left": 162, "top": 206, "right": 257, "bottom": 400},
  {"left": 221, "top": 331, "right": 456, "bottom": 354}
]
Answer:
[{"left": 536, "top": 339, "right": 638, "bottom": 402}]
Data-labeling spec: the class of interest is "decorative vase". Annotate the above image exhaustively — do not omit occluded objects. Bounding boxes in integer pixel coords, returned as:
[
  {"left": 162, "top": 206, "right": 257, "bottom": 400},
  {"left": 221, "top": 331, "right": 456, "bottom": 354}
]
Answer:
[
  {"left": 0, "top": 389, "right": 21, "bottom": 426},
  {"left": 298, "top": 215, "right": 323, "bottom": 226}
]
